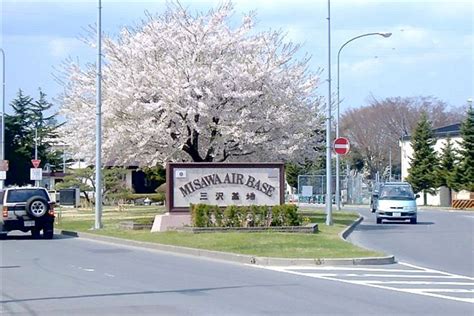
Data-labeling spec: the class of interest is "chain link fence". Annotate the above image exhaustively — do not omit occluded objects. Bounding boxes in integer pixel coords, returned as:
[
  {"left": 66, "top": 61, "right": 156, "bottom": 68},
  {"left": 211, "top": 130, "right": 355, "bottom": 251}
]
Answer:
[{"left": 296, "top": 171, "right": 379, "bottom": 205}]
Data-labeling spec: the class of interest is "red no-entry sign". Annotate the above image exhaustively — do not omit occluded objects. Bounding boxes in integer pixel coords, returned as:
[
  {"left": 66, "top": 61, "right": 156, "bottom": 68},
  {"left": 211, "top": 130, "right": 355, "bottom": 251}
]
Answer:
[{"left": 333, "top": 137, "right": 350, "bottom": 155}]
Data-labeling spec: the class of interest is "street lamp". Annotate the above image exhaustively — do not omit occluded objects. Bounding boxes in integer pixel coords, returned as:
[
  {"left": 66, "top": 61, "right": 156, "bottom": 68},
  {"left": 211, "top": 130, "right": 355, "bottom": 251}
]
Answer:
[
  {"left": 335, "top": 32, "right": 392, "bottom": 210},
  {"left": 0, "top": 48, "right": 5, "bottom": 190},
  {"left": 95, "top": 0, "right": 103, "bottom": 229}
]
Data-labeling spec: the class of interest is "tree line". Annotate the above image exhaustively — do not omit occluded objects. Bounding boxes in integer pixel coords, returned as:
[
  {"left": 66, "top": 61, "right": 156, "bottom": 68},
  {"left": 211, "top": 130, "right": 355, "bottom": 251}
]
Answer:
[
  {"left": 406, "top": 105, "right": 473, "bottom": 205},
  {"left": 4, "top": 90, "right": 62, "bottom": 186}
]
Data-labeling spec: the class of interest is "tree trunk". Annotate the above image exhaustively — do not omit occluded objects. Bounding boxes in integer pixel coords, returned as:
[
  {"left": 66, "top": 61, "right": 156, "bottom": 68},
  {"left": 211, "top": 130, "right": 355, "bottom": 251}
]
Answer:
[{"left": 423, "top": 191, "right": 427, "bottom": 206}]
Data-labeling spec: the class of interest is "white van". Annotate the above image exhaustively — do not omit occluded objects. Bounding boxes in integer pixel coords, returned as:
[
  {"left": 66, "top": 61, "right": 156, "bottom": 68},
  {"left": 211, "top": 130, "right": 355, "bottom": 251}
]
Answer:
[{"left": 374, "top": 182, "right": 419, "bottom": 224}]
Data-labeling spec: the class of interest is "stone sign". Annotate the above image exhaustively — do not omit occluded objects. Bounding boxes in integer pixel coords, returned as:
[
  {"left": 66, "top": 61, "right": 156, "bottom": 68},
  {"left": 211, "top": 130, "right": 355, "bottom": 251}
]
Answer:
[{"left": 167, "top": 162, "right": 285, "bottom": 212}]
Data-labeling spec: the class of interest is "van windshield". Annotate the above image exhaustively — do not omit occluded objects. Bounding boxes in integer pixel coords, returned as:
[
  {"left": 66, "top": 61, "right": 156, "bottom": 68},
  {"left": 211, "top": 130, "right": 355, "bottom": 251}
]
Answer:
[{"left": 379, "top": 185, "right": 415, "bottom": 200}]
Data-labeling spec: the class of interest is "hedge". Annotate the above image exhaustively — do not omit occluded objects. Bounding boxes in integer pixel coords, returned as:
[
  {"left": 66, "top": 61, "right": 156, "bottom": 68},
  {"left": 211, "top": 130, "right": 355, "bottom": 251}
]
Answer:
[
  {"left": 189, "top": 204, "right": 302, "bottom": 228},
  {"left": 124, "top": 193, "right": 165, "bottom": 203}
]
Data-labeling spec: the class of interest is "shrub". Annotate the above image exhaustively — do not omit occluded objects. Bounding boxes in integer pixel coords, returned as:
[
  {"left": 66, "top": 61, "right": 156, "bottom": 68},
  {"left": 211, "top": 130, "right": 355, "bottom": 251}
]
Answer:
[
  {"left": 270, "top": 205, "right": 284, "bottom": 226},
  {"left": 190, "top": 204, "right": 302, "bottom": 228},
  {"left": 223, "top": 205, "right": 240, "bottom": 227},
  {"left": 190, "top": 204, "right": 211, "bottom": 227},
  {"left": 282, "top": 204, "right": 301, "bottom": 226},
  {"left": 126, "top": 193, "right": 165, "bottom": 204}
]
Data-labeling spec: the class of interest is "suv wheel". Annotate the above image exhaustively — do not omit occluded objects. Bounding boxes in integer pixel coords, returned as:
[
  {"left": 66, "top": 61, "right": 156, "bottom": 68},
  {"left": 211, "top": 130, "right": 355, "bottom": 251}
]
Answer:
[
  {"left": 31, "top": 228, "right": 41, "bottom": 239},
  {"left": 26, "top": 196, "right": 49, "bottom": 218},
  {"left": 43, "top": 222, "right": 54, "bottom": 239}
]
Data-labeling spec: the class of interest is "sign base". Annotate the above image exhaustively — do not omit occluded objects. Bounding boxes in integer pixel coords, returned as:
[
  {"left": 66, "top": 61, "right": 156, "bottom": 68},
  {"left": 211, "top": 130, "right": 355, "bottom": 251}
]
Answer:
[{"left": 151, "top": 212, "right": 191, "bottom": 232}]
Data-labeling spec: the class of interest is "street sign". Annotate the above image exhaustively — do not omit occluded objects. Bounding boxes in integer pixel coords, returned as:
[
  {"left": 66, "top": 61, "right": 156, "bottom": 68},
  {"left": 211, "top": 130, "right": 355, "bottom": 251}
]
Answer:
[
  {"left": 30, "top": 168, "right": 43, "bottom": 181},
  {"left": 0, "top": 160, "right": 8, "bottom": 171},
  {"left": 31, "top": 159, "right": 41, "bottom": 168},
  {"left": 333, "top": 137, "right": 350, "bottom": 155}
]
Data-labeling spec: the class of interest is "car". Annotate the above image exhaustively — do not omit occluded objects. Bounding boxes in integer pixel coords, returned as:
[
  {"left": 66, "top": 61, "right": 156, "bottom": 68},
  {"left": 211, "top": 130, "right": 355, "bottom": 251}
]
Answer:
[
  {"left": 0, "top": 187, "right": 56, "bottom": 239},
  {"left": 374, "top": 182, "right": 419, "bottom": 224}
]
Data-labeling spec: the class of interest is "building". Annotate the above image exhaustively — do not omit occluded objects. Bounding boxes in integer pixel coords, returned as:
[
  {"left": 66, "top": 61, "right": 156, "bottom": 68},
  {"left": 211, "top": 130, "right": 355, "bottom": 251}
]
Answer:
[{"left": 399, "top": 123, "right": 463, "bottom": 206}]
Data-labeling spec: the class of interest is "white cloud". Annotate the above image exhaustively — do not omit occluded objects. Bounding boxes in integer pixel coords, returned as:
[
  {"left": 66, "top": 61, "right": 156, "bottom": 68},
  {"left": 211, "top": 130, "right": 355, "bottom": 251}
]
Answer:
[
  {"left": 49, "top": 37, "right": 82, "bottom": 57},
  {"left": 5, "top": 35, "right": 84, "bottom": 59}
]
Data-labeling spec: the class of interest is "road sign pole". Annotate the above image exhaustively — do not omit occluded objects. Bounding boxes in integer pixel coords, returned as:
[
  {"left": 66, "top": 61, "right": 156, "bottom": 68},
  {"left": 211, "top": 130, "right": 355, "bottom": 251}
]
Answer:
[{"left": 1, "top": 49, "right": 5, "bottom": 190}]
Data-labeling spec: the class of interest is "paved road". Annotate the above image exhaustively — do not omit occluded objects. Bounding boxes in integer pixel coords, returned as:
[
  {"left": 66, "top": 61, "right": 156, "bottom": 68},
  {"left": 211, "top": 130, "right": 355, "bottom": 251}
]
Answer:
[
  {"left": 1, "top": 230, "right": 472, "bottom": 315},
  {"left": 348, "top": 207, "right": 474, "bottom": 277}
]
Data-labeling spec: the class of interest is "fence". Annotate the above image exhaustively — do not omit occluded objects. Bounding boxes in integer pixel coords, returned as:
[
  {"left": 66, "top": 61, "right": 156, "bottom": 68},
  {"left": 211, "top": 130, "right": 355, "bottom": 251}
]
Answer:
[{"left": 296, "top": 172, "right": 375, "bottom": 205}]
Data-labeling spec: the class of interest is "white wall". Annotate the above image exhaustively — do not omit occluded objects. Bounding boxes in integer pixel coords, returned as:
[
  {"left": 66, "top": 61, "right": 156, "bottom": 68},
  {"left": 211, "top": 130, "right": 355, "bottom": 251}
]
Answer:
[{"left": 400, "top": 136, "right": 462, "bottom": 206}]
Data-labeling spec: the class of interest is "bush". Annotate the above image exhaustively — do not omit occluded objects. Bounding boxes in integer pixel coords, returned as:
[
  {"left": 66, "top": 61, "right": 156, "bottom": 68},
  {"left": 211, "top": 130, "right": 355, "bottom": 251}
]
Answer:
[
  {"left": 189, "top": 204, "right": 302, "bottom": 228},
  {"left": 191, "top": 204, "right": 211, "bottom": 227},
  {"left": 125, "top": 193, "right": 165, "bottom": 204}
]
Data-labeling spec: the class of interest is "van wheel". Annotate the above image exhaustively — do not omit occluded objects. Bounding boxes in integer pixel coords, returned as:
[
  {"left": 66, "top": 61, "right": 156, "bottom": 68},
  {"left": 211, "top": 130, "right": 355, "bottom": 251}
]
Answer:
[
  {"left": 410, "top": 218, "right": 417, "bottom": 224},
  {"left": 376, "top": 218, "right": 382, "bottom": 224},
  {"left": 0, "top": 233, "right": 7, "bottom": 240}
]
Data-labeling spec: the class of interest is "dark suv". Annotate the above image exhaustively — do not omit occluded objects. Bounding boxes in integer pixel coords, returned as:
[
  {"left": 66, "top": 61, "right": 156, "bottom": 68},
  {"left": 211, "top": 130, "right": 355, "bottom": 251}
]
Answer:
[{"left": 1, "top": 187, "right": 55, "bottom": 239}]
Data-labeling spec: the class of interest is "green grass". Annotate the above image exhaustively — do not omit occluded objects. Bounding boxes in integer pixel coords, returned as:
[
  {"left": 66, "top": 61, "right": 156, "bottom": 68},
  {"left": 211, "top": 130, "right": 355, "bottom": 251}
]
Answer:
[{"left": 55, "top": 206, "right": 383, "bottom": 259}]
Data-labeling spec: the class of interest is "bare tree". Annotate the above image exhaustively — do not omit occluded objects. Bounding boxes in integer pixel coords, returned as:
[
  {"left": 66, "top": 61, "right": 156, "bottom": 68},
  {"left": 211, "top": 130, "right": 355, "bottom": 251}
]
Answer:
[{"left": 340, "top": 96, "right": 464, "bottom": 179}]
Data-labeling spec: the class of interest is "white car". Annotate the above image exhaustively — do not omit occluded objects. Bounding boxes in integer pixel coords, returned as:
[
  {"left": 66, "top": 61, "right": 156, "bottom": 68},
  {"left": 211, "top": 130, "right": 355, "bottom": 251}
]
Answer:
[{"left": 374, "top": 182, "right": 419, "bottom": 224}]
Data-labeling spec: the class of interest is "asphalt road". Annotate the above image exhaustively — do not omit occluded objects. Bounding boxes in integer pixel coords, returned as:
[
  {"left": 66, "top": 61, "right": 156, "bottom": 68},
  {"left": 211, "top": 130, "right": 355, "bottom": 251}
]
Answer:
[
  {"left": 1, "top": 208, "right": 473, "bottom": 315},
  {"left": 348, "top": 207, "right": 474, "bottom": 277}
]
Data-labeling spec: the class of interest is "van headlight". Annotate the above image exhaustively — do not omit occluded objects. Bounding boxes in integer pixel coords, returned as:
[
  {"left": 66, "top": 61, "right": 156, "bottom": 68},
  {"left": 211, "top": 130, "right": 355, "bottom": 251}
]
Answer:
[{"left": 404, "top": 206, "right": 417, "bottom": 211}]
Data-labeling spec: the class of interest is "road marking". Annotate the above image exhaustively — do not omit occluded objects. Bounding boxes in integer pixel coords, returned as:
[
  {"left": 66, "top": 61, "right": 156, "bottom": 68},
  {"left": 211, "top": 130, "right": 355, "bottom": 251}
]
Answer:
[
  {"left": 78, "top": 267, "right": 95, "bottom": 272},
  {"left": 283, "top": 267, "right": 429, "bottom": 273},
  {"left": 326, "top": 273, "right": 462, "bottom": 278},
  {"left": 403, "top": 289, "right": 474, "bottom": 293},
  {"left": 357, "top": 281, "right": 474, "bottom": 285},
  {"left": 399, "top": 262, "right": 474, "bottom": 280},
  {"left": 256, "top": 264, "right": 474, "bottom": 304}
]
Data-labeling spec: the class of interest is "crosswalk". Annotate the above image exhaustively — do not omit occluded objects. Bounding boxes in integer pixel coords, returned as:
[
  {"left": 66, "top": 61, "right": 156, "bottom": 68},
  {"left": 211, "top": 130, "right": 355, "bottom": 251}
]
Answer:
[{"left": 257, "top": 262, "right": 474, "bottom": 304}]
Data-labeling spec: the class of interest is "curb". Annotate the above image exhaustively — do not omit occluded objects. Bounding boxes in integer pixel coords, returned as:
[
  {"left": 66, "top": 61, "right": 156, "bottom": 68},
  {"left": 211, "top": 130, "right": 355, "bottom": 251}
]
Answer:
[
  {"left": 340, "top": 214, "right": 364, "bottom": 240},
  {"left": 56, "top": 217, "right": 395, "bottom": 267}
]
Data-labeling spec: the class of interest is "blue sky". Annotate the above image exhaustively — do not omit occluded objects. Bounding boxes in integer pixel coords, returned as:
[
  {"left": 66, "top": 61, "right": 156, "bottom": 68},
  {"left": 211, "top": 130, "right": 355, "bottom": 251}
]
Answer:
[{"left": 1, "top": 0, "right": 473, "bottom": 115}]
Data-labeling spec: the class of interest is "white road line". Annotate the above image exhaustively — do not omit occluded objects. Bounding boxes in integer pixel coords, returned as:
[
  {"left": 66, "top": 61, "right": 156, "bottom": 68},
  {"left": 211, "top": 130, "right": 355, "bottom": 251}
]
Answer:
[
  {"left": 332, "top": 274, "right": 462, "bottom": 278},
  {"left": 399, "top": 262, "right": 474, "bottom": 281},
  {"left": 257, "top": 265, "right": 474, "bottom": 304},
  {"left": 404, "top": 289, "right": 474, "bottom": 293},
  {"left": 357, "top": 280, "right": 474, "bottom": 286},
  {"left": 283, "top": 267, "right": 425, "bottom": 273}
]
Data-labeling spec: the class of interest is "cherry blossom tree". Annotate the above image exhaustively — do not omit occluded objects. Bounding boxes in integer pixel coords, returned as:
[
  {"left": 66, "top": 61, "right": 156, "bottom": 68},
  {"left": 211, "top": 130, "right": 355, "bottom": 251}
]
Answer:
[{"left": 59, "top": 2, "right": 324, "bottom": 166}]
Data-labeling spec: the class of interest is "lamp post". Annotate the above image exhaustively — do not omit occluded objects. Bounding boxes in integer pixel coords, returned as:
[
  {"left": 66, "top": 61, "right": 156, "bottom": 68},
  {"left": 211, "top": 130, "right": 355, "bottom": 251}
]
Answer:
[
  {"left": 325, "top": 0, "right": 333, "bottom": 225},
  {"left": 95, "top": 0, "right": 103, "bottom": 229},
  {"left": 335, "top": 32, "right": 392, "bottom": 210},
  {"left": 0, "top": 48, "right": 5, "bottom": 190}
]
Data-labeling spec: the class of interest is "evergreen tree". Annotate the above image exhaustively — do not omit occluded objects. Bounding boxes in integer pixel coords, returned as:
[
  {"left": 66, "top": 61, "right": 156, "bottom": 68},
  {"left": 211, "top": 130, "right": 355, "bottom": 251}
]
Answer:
[
  {"left": 455, "top": 104, "right": 474, "bottom": 191},
  {"left": 406, "top": 112, "right": 438, "bottom": 205},
  {"left": 5, "top": 89, "right": 62, "bottom": 186},
  {"left": 436, "top": 136, "right": 456, "bottom": 204}
]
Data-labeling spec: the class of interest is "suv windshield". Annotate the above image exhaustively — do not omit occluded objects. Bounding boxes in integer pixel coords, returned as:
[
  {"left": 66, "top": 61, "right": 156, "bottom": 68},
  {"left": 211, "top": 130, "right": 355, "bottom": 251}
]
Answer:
[
  {"left": 6, "top": 189, "right": 49, "bottom": 203},
  {"left": 379, "top": 185, "right": 415, "bottom": 200}
]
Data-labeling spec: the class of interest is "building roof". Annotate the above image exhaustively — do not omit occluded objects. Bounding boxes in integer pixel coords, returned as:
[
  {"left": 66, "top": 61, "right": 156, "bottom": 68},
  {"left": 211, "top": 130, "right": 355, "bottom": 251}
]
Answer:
[{"left": 401, "top": 122, "right": 461, "bottom": 141}]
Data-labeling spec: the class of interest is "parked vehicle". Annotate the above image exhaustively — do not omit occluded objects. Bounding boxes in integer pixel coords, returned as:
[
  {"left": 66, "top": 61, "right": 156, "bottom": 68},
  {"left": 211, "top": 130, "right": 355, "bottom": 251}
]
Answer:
[
  {"left": 374, "top": 182, "right": 419, "bottom": 224},
  {"left": 0, "top": 187, "right": 55, "bottom": 239}
]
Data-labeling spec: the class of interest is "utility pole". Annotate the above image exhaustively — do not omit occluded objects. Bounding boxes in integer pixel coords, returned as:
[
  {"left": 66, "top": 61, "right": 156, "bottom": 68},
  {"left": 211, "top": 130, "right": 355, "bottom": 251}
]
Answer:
[
  {"left": 389, "top": 148, "right": 392, "bottom": 182},
  {"left": 325, "top": 0, "right": 333, "bottom": 225},
  {"left": 34, "top": 127, "right": 39, "bottom": 187},
  {"left": 0, "top": 49, "right": 5, "bottom": 190},
  {"left": 94, "top": 0, "right": 103, "bottom": 229}
]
